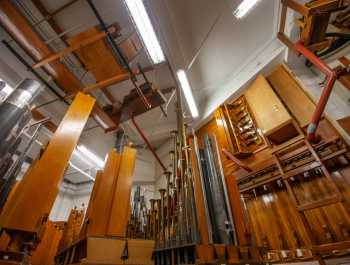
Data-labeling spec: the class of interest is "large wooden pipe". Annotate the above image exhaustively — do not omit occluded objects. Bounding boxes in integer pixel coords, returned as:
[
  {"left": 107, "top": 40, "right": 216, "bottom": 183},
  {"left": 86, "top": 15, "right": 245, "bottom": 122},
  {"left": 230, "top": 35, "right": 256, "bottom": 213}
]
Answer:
[{"left": 0, "top": 0, "right": 116, "bottom": 131}]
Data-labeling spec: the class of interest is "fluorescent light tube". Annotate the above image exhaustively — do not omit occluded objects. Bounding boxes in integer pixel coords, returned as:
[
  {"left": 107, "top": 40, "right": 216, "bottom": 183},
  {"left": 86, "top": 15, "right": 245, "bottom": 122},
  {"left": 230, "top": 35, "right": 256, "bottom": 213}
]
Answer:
[
  {"left": 69, "top": 161, "right": 95, "bottom": 181},
  {"left": 233, "top": 0, "right": 261, "bottom": 19},
  {"left": 76, "top": 145, "right": 105, "bottom": 168},
  {"left": 177, "top": 70, "right": 198, "bottom": 118},
  {"left": 124, "top": 0, "right": 165, "bottom": 64},
  {"left": 0, "top": 79, "right": 14, "bottom": 96}
]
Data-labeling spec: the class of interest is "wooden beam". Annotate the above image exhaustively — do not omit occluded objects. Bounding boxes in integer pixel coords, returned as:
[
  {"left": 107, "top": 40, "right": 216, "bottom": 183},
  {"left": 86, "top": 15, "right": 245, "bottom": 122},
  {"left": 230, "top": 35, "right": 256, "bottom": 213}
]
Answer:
[
  {"left": 33, "top": 27, "right": 116, "bottom": 69},
  {"left": 0, "top": 0, "right": 116, "bottom": 131},
  {"left": 0, "top": 93, "right": 95, "bottom": 234},
  {"left": 83, "top": 73, "right": 130, "bottom": 93},
  {"left": 283, "top": 0, "right": 310, "bottom": 16}
]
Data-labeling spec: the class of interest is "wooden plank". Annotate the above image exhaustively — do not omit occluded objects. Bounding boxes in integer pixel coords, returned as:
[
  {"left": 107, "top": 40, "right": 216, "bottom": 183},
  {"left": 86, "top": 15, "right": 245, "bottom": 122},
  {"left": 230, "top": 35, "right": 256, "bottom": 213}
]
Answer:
[
  {"left": 244, "top": 75, "right": 292, "bottom": 136},
  {"left": 67, "top": 27, "right": 127, "bottom": 82},
  {"left": 107, "top": 147, "right": 136, "bottom": 237},
  {"left": 0, "top": 93, "right": 95, "bottom": 233},
  {"left": 33, "top": 27, "right": 115, "bottom": 69},
  {"left": 267, "top": 65, "right": 316, "bottom": 128},
  {"left": 86, "top": 150, "right": 121, "bottom": 237},
  {"left": 31, "top": 221, "right": 62, "bottom": 265},
  {"left": 85, "top": 237, "right": 154, "bottom": 265}
]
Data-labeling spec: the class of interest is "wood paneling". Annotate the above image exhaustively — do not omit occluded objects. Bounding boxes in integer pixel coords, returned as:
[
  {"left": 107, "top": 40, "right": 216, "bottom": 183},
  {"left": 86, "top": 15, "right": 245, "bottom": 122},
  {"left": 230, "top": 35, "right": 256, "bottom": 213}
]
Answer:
[
  {"left": 86, "top": 150, "right": 121, "bottom": 236},
  {"left": 267, "top": 65, "right": 316, "bottom": 128},
  {"left": 86, "top": 147, "right": 136, "bottom": 237},
  {"left": 0, "top": 93, "right": 95, "bottom": 233},
  {"left": 245, "top": 75, "right": 292, "bottom": 136}
]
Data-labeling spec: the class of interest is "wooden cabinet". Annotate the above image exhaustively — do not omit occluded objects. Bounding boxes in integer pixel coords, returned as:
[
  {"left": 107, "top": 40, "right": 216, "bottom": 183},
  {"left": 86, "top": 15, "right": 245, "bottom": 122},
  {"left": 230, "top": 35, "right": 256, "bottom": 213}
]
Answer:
[
  {"left": 245, "top": 75, "right": 298, "bottom": 144},
  {"left": 267, "top": 65, "right": 316, "bottom": 128}
]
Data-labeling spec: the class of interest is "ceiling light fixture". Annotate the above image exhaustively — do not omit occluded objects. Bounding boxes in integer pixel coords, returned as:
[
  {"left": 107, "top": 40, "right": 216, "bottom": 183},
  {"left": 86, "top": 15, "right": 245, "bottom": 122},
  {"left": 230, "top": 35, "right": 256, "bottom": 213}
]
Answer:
[
  {"left": 177, "top": 70, "right": 198, "bottom": 118},
  {"left": 233, "top": 0, "right": 262, "bottom": 19},
  {"left": 124, "top": 0, "right": 165, "bottom": 64},
  {"left": 76, "top": 145, "right": 105, "bottom": 168}
]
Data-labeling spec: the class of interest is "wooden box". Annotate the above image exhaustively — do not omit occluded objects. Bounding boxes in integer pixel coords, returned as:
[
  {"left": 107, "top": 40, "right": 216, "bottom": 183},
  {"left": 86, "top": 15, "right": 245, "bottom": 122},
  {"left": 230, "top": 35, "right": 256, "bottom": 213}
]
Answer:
[{"left": 244, "top": 75, "right": 299, "bottom": 145}]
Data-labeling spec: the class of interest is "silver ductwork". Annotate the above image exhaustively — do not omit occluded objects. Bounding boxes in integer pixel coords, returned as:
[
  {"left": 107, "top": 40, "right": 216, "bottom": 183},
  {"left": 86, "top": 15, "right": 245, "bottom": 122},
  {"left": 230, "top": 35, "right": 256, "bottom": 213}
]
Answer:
[{"left": 0, "top": 79, "right": 41, "bottom": 172}]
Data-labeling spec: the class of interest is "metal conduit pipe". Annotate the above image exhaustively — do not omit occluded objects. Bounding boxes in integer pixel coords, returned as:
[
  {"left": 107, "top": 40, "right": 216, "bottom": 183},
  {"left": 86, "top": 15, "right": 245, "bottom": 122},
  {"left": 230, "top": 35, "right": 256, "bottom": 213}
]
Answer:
[
  {"left": 278, "top": 3, "right": 338, "bottom": 142},
  {"left": 293, "top": 41, "right": 337, "bottom": 142}
]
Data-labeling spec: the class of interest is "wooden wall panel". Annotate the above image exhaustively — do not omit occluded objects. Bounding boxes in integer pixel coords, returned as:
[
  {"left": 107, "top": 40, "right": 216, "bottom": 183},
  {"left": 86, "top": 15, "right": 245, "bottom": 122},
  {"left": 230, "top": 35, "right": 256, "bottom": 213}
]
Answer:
[
  {"left": 107, "top": 147, "right": 136, "bottom": 237},
  {"left": 0, "top": 93, "right": 95, "bottom": 233},
  {"left": 67, "top": 27, "right": 126, "bottom": 81},
  {"left": 87, "top": 150, "right": 121, "bottom": 236}
]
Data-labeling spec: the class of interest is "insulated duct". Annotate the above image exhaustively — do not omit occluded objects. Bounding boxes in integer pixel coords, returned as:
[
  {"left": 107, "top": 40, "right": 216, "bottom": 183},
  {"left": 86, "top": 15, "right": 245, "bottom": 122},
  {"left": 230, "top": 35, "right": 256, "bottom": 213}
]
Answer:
[{"left": 0, "top": 79, "right": 41, "bottom": 166}]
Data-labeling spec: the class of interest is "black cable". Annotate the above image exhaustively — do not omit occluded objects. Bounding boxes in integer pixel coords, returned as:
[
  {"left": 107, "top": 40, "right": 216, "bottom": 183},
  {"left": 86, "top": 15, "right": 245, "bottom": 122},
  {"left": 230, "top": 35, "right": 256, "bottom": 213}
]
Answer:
[{"left": 86, "top": 0, "right": 134, "bottom": 78}]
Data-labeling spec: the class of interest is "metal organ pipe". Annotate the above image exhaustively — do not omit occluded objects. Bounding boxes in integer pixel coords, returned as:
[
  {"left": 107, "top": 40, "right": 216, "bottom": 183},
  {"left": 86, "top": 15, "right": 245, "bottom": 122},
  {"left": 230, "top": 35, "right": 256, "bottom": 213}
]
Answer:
[
  {"left": 0, "top": 79, "right": 41, "bottom": 165},
  {"left": 0, "top": 79, "right": 41, "bottom": 140}
]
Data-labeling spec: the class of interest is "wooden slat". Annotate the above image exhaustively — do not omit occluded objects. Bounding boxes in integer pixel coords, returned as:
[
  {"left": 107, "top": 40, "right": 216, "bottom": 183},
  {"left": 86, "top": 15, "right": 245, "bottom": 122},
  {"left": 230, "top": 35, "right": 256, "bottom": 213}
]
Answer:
[
  {"left": 267, "top": 65, "right": 316, "bottom": 128},
  {"left": 244, "top": 75, "right": 292, "bottom": 136},
  {"left": 107, "top": 147, "right": 136, "bottom": 236},
  {"left": 0, "top": 93, "right": 95, "bottom": 233},
  {"left": 67, "top": 27, "right": 127, "bottom": 82}
]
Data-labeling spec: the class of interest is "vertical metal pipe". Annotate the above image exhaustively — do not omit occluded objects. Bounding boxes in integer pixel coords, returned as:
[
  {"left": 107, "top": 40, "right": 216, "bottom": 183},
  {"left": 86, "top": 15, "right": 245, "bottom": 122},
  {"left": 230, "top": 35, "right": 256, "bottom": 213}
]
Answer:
[
  {"left": 0, "top": 79, "right": 41, "bottom": 141},
  {"left": 0, "top": 122, "right": 44, "bottom": 208}
]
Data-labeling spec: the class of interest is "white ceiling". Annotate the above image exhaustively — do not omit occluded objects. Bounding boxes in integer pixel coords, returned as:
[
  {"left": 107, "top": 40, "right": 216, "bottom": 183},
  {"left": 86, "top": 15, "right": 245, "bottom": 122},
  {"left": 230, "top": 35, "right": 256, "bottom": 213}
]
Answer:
[{"left": 148, "top": 0, "right": 283, "bottom": 120}]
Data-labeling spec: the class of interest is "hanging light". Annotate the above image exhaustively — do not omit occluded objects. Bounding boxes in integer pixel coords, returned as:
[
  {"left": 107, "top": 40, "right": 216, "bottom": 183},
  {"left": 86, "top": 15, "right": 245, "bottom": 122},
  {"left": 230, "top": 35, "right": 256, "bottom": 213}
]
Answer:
[
  {"left": 177, "top": 70, "right": 198, "bottom": 118},
  {"left": 233, "top": 0, "right": 262, "bottom": 19}
]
